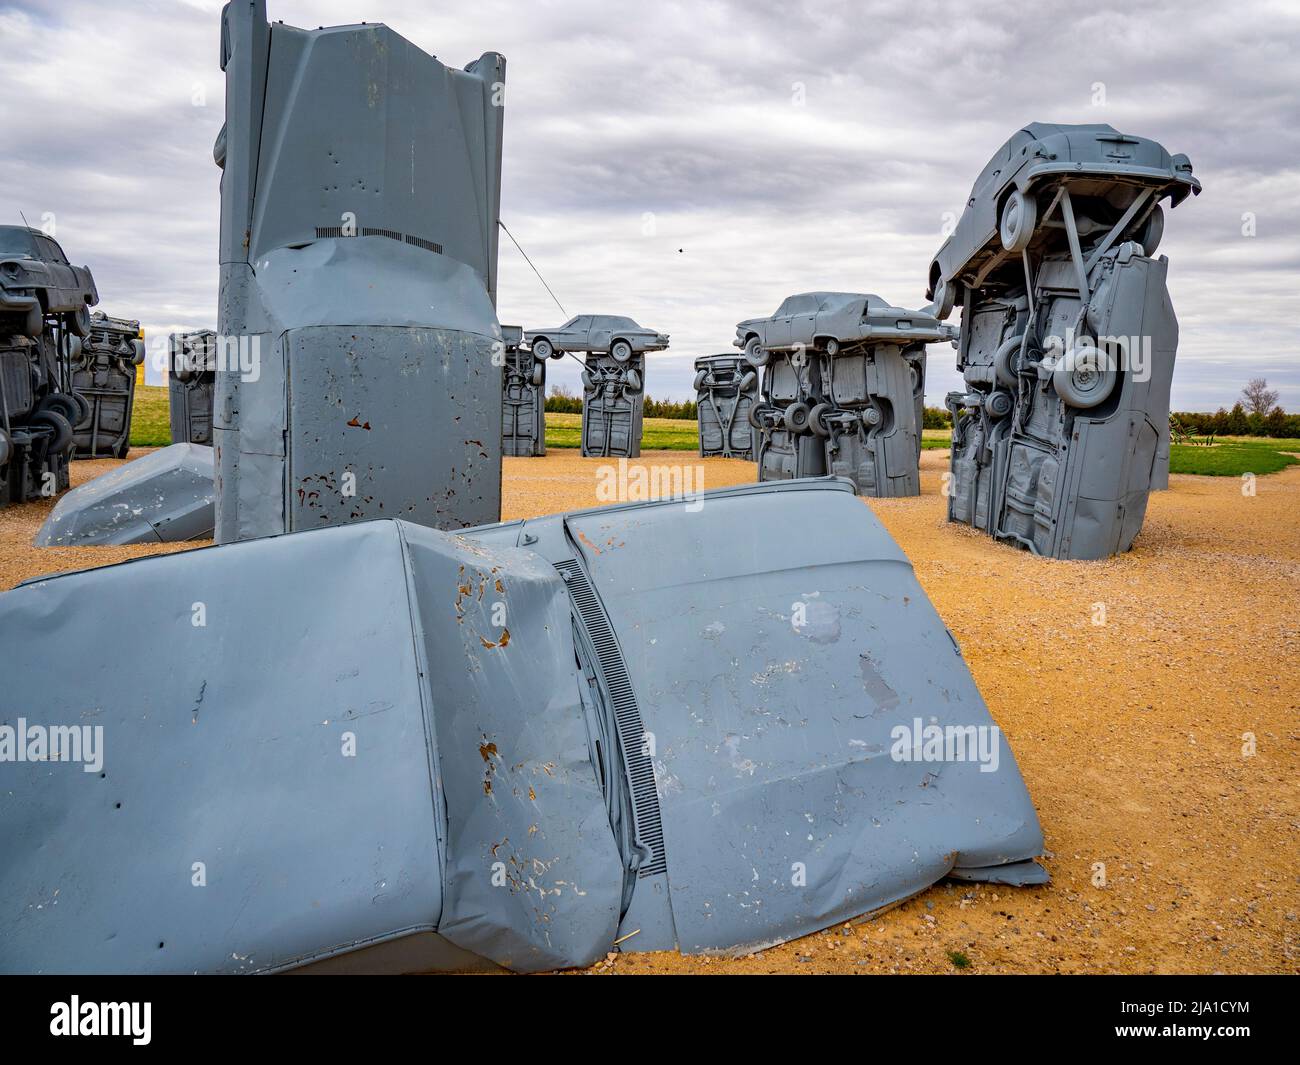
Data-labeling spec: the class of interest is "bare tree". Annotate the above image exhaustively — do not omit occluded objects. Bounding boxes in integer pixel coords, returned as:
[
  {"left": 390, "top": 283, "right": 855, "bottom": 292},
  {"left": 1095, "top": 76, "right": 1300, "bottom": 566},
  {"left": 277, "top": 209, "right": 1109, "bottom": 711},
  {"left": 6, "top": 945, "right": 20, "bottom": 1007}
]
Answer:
[{"left": 1241, "top": 378, "right": 1279, "bottom": 415}]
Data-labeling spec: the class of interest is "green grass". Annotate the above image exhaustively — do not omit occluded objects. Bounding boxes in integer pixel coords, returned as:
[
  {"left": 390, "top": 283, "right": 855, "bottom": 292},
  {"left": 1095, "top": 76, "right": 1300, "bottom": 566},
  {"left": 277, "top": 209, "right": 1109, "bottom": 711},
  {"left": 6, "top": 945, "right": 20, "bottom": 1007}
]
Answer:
[
  {"left": 129, "top": 385, "right": 172, "bottom": 447},
  {"left": 1169, "top": 442, "right": 1299, "bottom": 477},
  {"left": 543, "top": 411, "right": 700, "bottom": 451},
  {"left": 946, "top": 949, "right": 972, "bottom": 970}
]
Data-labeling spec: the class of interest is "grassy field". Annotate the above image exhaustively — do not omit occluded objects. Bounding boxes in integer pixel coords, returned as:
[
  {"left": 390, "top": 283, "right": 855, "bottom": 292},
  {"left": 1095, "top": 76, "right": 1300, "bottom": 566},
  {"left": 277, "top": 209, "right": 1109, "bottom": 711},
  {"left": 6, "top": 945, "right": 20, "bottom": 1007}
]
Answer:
[
  {"left": 129, "top": 389, "right": 1299, "bottom": 475},
  {"left": 1170, "top": 436, "right": 1300, "bottom": 476}
]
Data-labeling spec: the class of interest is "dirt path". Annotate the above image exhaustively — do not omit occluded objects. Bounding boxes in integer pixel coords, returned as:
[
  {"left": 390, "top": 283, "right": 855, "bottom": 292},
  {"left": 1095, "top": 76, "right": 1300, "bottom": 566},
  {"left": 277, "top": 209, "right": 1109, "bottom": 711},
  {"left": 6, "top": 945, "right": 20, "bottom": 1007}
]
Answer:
[{"left": 3, "top": 448, "right": 1295, "bottom": 973}]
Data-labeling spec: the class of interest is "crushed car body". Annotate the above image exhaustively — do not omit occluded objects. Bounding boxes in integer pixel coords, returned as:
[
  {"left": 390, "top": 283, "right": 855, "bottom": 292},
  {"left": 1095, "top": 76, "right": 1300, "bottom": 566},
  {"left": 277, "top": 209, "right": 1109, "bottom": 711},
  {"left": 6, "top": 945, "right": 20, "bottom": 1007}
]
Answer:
[
  {"left": 212, "top": 2, "right": 506, "bottom": 543},
  {"left": 69, "top": 311, "right": 145, "bottom": 459},
  {"left": 168, "top": 329, "right": 217, "bottom": 446},
  {"left": 929, "top": 123, "right": 1199, "bottom": 559},
  {"left": 33, "top": 443, "right": 215, "bottom": 546},
  {"left": 500, "top": 325, "right": 546, "bottom": 457},
  {"left": 694, "top": 353, "right": 759, "bottom": 459},
  {"left": 1, "top": 478, "right": 1044, "bottom": 973}
]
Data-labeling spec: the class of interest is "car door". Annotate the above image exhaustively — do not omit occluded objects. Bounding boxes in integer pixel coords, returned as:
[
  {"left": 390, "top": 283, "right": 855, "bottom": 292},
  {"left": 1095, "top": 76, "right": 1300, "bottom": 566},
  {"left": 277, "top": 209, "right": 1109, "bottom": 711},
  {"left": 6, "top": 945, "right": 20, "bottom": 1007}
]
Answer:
[
  {"left": 558, "top": 316, "right": 589, "bottom": 349},
  {"left": 587, "top": 316, "right": 613, "bottom": 352},
  {"left": 766, "top": 298, "right": 795, "bottom": 349},
  {"left": 790, "top": 295, "right": 818, "bottom": 349}
]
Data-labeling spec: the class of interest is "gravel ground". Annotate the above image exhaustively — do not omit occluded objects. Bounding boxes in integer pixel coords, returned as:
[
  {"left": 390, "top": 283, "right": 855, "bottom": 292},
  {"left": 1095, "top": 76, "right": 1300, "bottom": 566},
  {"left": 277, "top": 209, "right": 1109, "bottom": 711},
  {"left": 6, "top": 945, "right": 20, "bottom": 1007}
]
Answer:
[{"left": 2, "top": 447, "right": 1295, "bottom": 974}]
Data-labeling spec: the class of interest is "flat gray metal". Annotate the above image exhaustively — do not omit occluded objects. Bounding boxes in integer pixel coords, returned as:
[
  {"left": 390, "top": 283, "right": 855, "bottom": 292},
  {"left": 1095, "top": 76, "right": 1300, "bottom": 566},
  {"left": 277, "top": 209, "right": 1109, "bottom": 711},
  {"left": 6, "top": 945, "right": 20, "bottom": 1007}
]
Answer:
[
  {"left": 70, "top": 311, "right": 143, "bottom": 459},
  {"left": 581, "top": 352, "right": 645, "bottom": 458},
  {"left": 934, "top": 124, "right": 1198, "bottom": 558},
  {"left": 694, "top": 354, "right": 758, "bottom": 459},
  {"left": 168, "top": 329, "right": 216, "bottom": 446},
  {"left": 1, "top": 478, "right": 1045, "bottom": 972},
  {"left": 501, "top": 325, "right": 545, "bottom": 457},
  {"left": 213, "top": 2, "right": 505, "bottom": 543},
  {"left": 34, "top": 443, "right": 215, "bottom": 546}
]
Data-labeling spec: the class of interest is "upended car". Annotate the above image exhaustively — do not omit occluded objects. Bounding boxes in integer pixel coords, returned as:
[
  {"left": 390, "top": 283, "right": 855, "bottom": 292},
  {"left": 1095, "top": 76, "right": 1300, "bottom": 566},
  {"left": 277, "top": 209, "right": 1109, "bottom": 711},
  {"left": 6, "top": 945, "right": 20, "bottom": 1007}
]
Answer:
[
  {"left": 526, "top": 315, "right": 668, "bottom": 362},
  {"left": 0, "top": 479, "right": 1045, "bottom": 974}
]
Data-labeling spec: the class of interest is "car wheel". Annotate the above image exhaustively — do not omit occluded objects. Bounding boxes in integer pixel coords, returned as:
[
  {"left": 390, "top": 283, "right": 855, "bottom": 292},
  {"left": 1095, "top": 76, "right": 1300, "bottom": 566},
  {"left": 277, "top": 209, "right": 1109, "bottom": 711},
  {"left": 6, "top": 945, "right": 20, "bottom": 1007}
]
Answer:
[
  {"left": 999, "top": 189, "right": 1038, "bottom": 253},
  {"left": 0, "top": 427, "right": 11, "bottom": 467},
  {"left": 822, "top": 338, "right": 840, "bottom": 357},
  {"left": 744, "top": 335, "right": 768, "bottom": 366},
  {"left": 70, "top": 391, "right": 91, "bottom": 425},
  {"left": 748, "top": 402, "right": 773, "bottom": 431},
  {"left": 66, "top": 305, "right": 91, "bottom": 338},
  {"left": 23, "top": 304, "right": 44, "bottom": 338},
  {"left": 1134, "top": 205, "right": 1164, "bottom": 256},
  {"left": 532, "top": 337, "right": 554, "bottom": 360},
  {"left": 39, "top": 392, "right": 82, "bottom": 427},
  {"left": 581, "top": 369, "right": 595, "bottom": 392},
  {"left": 931, "top": 274, "right": 957, "bottom": 320},
  {"left": 693, "top": 369, "right": 707, "bottom": 392},
  {"left": 610, "top": 339, "right": 633, "bottom": 363},
  {"left": 993, "top": 334, "right": 1024, "bottom": 389},
  {"left": 783, "top": 401, "right": 811, "bottom": 434},
  {"left": 29, "top": 409, "right": 74, "bottom": 453},
  {"left": 984, "top": 391, "right": 1013, "bottom": 419},
  {"left": 530, "top": 362, "right": 545, "bottom": 388},
  {"left": 132, "top": 339, "right": 146, "bottom": 366},
  {"left": 1052, "top": 340, "right": 1116, "bottom": 409},
  {"left": 624, "top": 368, "right": 643, "bottom": 393},
  {"left": 739, "top": 370, "right": 758, "bottom": 392},
  {"left": 809, "top": 402, "right": 832, "bottom": 437},
  {"left": 861, "top": 406, "right": 882, "bottom": 429}
]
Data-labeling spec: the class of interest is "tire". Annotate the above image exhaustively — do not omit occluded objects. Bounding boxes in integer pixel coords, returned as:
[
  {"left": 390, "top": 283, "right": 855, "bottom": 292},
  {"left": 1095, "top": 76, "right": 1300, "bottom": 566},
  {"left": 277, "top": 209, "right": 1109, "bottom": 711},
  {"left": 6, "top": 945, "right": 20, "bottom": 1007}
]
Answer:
[
  {"left": 530, "top": 362, "right": 545, "bottom": 388},
  {"left": 1135, "top": 204, "right": 1164, "bottom": 256},
  {"left": 693, "top": 369, "right": 707, "bottom": 392},
  {"left": 984, "top": 391, "right": 1013, "bottom": 419},
  {"left": 747, "top": 402, "right": 772, "bottom": 431},
  {"left": 69, "top": 390, "right": 91, "bottom": 425},
  {"left": 0, "top": 427, "right": 11, "bottom": 467},
  {"left": 132, "top": 339, "right": 146, "bottom": 366},
  {"left": 783, "top": 401, "right": 811, "bottom": 434},
  {"left": 739, "top": 370, "right": 758, "bottom": 392},
  {"left": 23, "top": 303, "right": 43, "bottom": 338},
  {"left": 744, "top": 335, "right": 768, "bottom": 366},
  {"left": 66, "top": 305, "right": 91, "bottom": 338},
  {"left": 610, "top": 339, "right": 633, "bottom": 364},
  {"left": 931, "top": 273, "right": 956, "bottom": 320},
  {"left": 532, "top": 337, "right": 555, "bottom": 360},
  {"left": 999, "top": 189, "right": 1037, "bottom": 253},
  {"left": 29, "top": 409, "right": 74, "bottom": 453},
  {"left": 581, "top": 369, "right": 595, "bottom": 393},
  {"left": 39, "top": 392, "right": 82, "bottom": 427},
  {"left": 808, "top": 402, "right": 832, "bottom": 437},
  {"left": 624, "top": 368, "right": 643, "bottom": 393},
  {"left": 821, "top": 338, "right": 840, "bottom": 357},
  {"left": 1052, "top": 341, "right": 1116, "bottom": 409},
  {"left": 993, "top": 334, "right": 1024, "bottom": 389}
]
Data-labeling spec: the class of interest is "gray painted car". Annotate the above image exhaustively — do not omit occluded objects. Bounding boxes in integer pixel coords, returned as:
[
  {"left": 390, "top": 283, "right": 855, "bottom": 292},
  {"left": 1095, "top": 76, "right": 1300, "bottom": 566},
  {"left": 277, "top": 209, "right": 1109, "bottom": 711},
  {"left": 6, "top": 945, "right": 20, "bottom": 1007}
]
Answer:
[
  {"left": 924, "top": 122, "right": 1200, "bottom": 319},
  {"left": 735, "top": 292, "right": 932, "bottom": 363},
  {"left": 501, "top": 324, "right": 546, "bottom": 457},
  {"left": 34, "top": 443, "right": 215, "bottom": 546},
  {"left": 69, "top": 311, "right": 145, "bottom": 459},
  {"left": 694, "top": 353, "right": 759, "bottom": 459},
  {"left": 2, "top": 478, "right": 1044, "bottom": 973},
  {"left": 0, "top": 225, "right": 98, "bottom": 339},
  {"left": 168, "top": 329, "right": 217, "bottom": 446},
  {"left": 936, "top": 123, "right": 1199, "bottom": 558},
  {"left": 526, "top": 315, "right": 668, "bottom": 363},
  {"left": 212, "top": 2, "right": 505, "bottom": 543},
  {"left": 581, "top": 351, "right": 645, "bottom": 457}
]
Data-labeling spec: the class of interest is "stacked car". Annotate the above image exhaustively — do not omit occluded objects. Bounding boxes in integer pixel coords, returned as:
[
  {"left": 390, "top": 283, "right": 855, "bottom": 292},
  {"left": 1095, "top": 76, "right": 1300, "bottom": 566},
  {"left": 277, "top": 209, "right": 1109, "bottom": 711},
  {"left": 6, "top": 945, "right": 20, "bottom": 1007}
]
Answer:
[
  {"left": 500, "top": 325, "right": 546, "bottom": 457},
  {"left": 69, "top": 310, "right": 144, "bottom": 459},
  {"left": 929, "top": 122, "right": 1199, "bottom": 559},
  {"left": 737, "top": 292, "right": 951, "bottom": 496},
  {"left": 0, "top": 225, "right": 96, "bottom": 505},
  {"left": 168, "top": 329, "right": 217, "bottom": 446},
  {"left": 526, "top": 315, "right": 668, "bottom": 459},
  {"left": 694, "top": 353, "right": 759, "bottom": 459}
]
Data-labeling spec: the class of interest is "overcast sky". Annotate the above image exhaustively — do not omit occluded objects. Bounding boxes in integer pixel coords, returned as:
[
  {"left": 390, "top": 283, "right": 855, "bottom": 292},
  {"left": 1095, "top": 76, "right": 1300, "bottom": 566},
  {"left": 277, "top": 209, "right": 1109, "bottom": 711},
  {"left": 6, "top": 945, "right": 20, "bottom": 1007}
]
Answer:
[{"left": 1, "top": 0, "right": 1296, "bottom": 408}]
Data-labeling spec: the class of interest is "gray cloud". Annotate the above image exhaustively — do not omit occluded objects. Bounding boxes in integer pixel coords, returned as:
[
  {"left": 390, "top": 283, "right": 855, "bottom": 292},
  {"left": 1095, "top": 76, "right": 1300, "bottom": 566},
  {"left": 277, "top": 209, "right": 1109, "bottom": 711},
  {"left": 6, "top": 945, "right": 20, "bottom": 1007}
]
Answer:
[{"left": 1, "top": 0, "right": 1295, "bottom": 409}]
